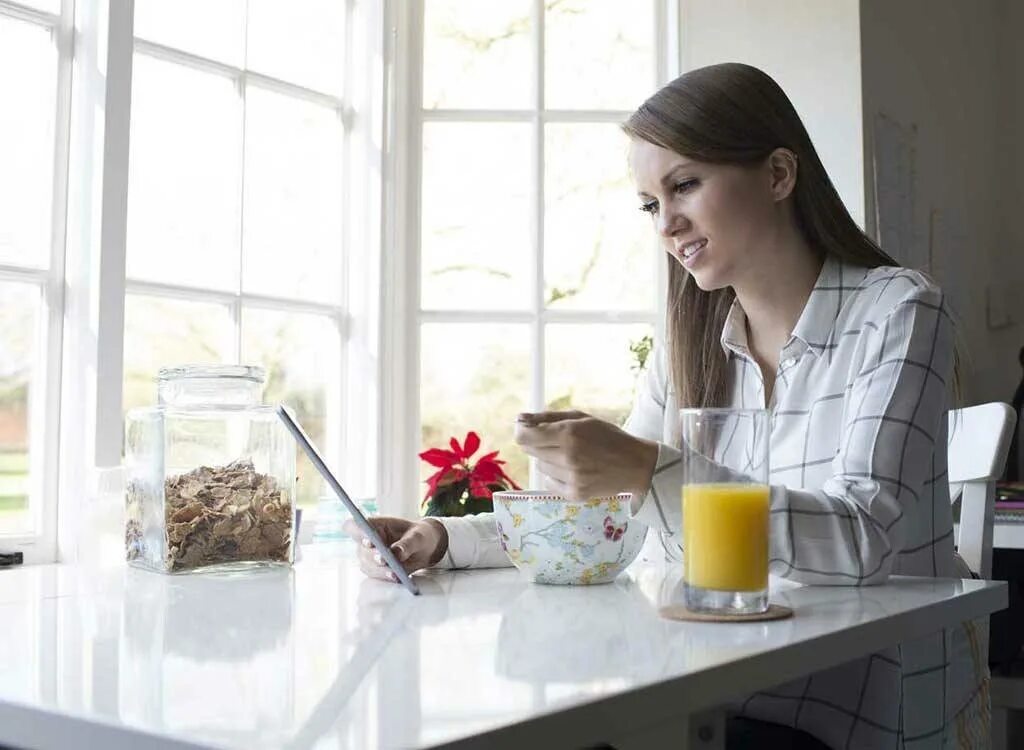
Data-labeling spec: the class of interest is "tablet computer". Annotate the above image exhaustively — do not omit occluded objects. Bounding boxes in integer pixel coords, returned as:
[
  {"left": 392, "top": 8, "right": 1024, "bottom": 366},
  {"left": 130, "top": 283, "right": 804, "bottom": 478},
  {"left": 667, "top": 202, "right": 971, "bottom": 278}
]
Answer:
[{"left": 276, "top": 405, "right": 420, "bottom": 595}]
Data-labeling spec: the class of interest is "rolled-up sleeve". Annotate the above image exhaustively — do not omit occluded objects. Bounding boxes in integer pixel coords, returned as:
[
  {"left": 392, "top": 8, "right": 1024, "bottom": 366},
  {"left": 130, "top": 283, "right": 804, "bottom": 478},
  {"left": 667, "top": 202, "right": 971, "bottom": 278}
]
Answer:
[{"left": 431, "top": 513, "right": 514, "bottom": 570}]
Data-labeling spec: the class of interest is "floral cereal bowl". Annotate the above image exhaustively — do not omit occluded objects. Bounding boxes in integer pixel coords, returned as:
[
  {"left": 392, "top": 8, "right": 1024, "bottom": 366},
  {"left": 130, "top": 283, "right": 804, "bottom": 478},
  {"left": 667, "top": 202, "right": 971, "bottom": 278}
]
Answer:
[{"left": 492, "top": 490, "right": 647, "bottom": 585}]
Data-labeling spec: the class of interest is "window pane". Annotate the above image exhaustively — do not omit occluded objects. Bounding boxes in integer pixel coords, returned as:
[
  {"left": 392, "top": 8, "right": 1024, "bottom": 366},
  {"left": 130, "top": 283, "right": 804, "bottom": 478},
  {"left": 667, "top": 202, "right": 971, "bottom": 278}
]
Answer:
[
  {"left": 545, "top": 0, "right": 654, "bottom": 110},
  {"left": 545, "top": 324, "right": 653, "bottom": 426},
  {"left": 0, "top": 283, "right": 40, "bottom": 535},
  {"left": 242, "top": 308, "right": 339, "bottom": 509},
  {"left": 127, "top": 55, "right": 242, "bottom": 291},
  {"left": 420, "top": 324, "right": 530, "bottom": 495},
  {"left": 0, "top": 17, "right": 56, "bottom": 269},
  {"left": 134, "top": 0, "right": 245, "bottom": 65},
  {"left": 123, "top": 295, "right": 233, "bottom": 412},
  {"left": 423, "top": 0, "right": 532, "bottom": 110},
  {"left": 242, "top": 87, "right": 343, "bottom": 304},
  {"left": 544, "top": 124, "right": 654, "bottom": 310},
  {"left": 421, "top": 123, "right": 532, "bottom": 310},
  {"left": 246, "top": 0, "right": 345, "bottom": 95}
]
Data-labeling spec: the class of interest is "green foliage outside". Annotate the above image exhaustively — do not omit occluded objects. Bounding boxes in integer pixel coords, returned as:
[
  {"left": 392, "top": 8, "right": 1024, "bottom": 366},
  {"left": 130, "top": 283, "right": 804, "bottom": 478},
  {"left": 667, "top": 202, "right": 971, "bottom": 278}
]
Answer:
[{"left": 0, "top": 451, "right": 28, "bottom": 522}]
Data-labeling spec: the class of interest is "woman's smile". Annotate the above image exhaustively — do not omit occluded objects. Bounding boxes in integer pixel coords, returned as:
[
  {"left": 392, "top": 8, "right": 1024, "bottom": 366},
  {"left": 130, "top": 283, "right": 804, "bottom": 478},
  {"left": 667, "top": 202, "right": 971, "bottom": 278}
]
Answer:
[{"left": 676, "top": 237, "right": 709, "bottom": 268}]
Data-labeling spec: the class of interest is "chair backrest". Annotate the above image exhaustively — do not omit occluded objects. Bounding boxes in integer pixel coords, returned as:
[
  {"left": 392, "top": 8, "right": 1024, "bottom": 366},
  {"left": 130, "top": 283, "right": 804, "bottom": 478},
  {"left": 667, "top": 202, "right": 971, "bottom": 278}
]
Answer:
[{"left": 949, "top": 402, "right": 1017, "bottom": 578}]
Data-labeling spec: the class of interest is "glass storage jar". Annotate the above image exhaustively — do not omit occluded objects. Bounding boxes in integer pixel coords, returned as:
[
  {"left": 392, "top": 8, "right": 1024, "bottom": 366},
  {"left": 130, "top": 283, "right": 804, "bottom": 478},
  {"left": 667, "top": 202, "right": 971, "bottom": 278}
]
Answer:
[{"left": 124, "top": 365, "right": 296, "bottom": 573}]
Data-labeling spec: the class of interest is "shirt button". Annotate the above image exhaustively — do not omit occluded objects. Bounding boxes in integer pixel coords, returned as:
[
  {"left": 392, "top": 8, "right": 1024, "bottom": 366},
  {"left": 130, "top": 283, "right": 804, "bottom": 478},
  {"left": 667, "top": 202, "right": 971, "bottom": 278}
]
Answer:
[{"left": 782, "top": 357, "right": 796, "bottom": 367}]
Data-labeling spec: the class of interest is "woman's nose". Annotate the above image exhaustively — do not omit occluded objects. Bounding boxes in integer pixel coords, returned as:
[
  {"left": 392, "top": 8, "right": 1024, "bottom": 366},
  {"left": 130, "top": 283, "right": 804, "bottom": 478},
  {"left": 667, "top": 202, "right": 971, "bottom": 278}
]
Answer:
[{"left": 657, "top": 208, "right": 689, "bottom": 239}]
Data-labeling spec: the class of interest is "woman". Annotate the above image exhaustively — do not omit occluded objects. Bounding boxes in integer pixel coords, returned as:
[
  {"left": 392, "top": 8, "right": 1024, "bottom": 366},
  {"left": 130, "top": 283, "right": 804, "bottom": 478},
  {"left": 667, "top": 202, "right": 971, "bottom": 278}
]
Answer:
[{"left": 347, "top": 63, "right": 987, "bottom": 749}]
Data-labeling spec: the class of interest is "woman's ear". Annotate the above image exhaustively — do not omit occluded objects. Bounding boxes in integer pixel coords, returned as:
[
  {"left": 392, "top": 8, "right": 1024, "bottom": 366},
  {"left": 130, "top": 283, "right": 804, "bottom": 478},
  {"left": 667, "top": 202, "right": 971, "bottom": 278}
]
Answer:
[{"left": 767, "top": 148, "right": 798, "bottom": 202}]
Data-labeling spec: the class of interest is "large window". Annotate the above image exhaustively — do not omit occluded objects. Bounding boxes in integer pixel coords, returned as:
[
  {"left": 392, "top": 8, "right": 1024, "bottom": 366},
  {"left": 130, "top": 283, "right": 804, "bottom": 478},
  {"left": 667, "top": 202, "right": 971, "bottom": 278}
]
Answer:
[
  {"left": 413, "top": 0, "right": 666, "bottom": 497},
  {"left": 0, "top": 0, "right": 673, "bottom": 561},
  {"left": 122, "top": 0, "right": 378, "bottom": 511},
  {"left": 0, "top": 0, "right": 70, "bottom": 552}
]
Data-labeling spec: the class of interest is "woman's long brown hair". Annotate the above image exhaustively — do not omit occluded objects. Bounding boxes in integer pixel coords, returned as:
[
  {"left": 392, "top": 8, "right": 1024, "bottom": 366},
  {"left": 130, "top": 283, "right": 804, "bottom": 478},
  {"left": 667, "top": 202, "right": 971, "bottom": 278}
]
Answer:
[{"left": 622, "top": 63, "right": 911, "bottom": 408}]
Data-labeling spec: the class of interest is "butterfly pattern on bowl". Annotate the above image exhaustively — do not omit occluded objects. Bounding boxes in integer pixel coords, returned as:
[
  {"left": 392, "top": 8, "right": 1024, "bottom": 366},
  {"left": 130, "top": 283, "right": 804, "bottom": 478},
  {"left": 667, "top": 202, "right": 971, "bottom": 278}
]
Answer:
[{"left": 493, "top": 491, "right": 647, "bottom": 585}]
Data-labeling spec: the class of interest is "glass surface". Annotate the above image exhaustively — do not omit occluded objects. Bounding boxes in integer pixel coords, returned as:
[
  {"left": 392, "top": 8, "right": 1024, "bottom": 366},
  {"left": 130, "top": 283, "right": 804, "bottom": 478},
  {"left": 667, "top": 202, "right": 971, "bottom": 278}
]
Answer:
[
  {"left": 157, "top": 365, "right": 265, "bottom": 407},
  {"left": 241, "top": 86, "right": 344, "bottom": 304},
  {"left": 679, "top": 408, "right": 771, "bottom": 615},
  {"left": 422, "top": 0, "right": 532, "bottom": 110},
  {"left": 544, "top": 324, "right": 652, "bottom": 426},
  {"left": 241, "top": 308, "right": 339, "bottom": 510},
  {"left": 127, "top": 55, "right": 242, "bottom": 291},
  {"left": 0, "top": 17, "right": 56, "bottom": 269},
  {"left": 124, "top": 404, "right": 295, "bottom": 574},
  {"left": 0, "top": 283, "right": 40, "bottom": 536},
  {"left": 420, "top": 323, "right": 530, "bottom": 495},
  {"left": 544, "top": 124, "right": 654, "bottom": 310},
  {"left": 544, "top": 0, "right": 655, "bottom": 110},
  {"left": 122, "top": 295, "right": 233, "bottom": 414},
  {"left": 246, "top": 0, "right": 345, "bottom": 95},
  {"left": 421, "top": 123, "right": 532, "bottom": 310},
  {"left": 134, "top": 0, "right": 245, "bottom": 65}
]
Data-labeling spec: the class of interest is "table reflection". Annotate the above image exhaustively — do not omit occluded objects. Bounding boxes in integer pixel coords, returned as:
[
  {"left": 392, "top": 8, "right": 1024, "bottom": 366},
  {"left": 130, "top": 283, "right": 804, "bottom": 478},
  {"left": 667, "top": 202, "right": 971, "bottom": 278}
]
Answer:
[{"left": 119, "top": 567, "right": 296, "bottom": 748}]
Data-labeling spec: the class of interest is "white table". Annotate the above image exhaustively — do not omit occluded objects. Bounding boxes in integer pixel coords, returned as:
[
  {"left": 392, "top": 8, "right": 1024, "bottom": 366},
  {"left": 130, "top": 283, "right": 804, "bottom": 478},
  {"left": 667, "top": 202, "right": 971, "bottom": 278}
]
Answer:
[{"left": 0, "top": 548, "right": 1006, "bottom": 750}]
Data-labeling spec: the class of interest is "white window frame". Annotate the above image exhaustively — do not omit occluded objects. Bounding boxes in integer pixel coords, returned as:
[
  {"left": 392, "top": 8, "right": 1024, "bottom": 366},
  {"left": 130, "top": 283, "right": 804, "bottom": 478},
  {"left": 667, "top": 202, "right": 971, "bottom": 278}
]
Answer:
[
  {"left": 380, "top": 0, "right": 680, "bottom": 519},
  {"left": 0, "top": 0, "right": 74, "bottom": 564},
  {"left": 121, "top": 31, "right": 356, "bottom": 511},
  {"left": 52, "top": 0, "right": 384, "bottom": 560},
  {"left": 4, "top": 0, "right": 681, "bottom": 560}
]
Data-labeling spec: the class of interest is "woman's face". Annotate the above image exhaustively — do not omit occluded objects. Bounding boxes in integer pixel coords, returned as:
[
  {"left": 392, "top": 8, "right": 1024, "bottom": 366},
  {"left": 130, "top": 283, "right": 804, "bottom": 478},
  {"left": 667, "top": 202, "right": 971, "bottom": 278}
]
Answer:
[{"left": 628, "top": 139, "right": 780, "bottom": 291}]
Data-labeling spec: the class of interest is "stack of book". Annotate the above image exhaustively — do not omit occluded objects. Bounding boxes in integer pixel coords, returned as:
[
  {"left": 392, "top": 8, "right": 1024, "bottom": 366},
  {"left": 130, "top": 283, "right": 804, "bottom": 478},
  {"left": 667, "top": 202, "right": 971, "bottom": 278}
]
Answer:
[{"left": 995, "top": 482, "right": 1024, "bottom": 523}]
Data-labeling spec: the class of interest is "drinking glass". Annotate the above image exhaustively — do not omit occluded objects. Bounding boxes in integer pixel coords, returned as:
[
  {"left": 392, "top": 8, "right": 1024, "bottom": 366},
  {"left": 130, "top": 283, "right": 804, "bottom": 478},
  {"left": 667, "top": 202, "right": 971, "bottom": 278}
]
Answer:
[{"left": 680, "top": 408, "right": 770, "bottom": 615}]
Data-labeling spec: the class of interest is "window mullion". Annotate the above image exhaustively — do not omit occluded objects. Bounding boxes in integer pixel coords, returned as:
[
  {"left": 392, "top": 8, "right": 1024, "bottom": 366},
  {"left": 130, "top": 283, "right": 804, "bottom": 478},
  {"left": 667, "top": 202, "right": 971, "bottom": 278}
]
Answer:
[
  {"left": 403, "top": 0, "right": 425, "bottom": 518},
  {"left": 234, "top": 64, "right": 246, "bottom": 364},
  {"left": 124, "top": 278, "right": 348, "bottom": 317},
  {"left": 655, "top": 0, "right": 679, "bottom": 88},
  {"left": 0, "top": 0, "right": 58, "bottom": 28},
  {"left": 37, "top": 0, "right": 75, "bottom": 560},
  {"left": 230, "top": 297, "right": 243, "bottom": 364},
  {"left": 0, "top": 264, "right": 48, "bottom": 283},
  {"left": 134, "top": 37, "right": 344, "bottom": 111},
  {"left": 529, "top": 0, "right": 545, "bottom": 489},
  {"left": 91, "top": 0, "right": 133, "bottom": 468},
  {"left": 380, "top": 0, "right": 423, "bottom": 518},
  {"left": 334, "top": 0, "right": 354, "bottom": 494},
  {"left": 421, "top": 310, "right": 658, "bottom": 325},
  {"left": 55, "top": 0, "right": 134, "bottom": 564},
  {"left": 654, "top": 0, "right": 679, "bottom": 346}
]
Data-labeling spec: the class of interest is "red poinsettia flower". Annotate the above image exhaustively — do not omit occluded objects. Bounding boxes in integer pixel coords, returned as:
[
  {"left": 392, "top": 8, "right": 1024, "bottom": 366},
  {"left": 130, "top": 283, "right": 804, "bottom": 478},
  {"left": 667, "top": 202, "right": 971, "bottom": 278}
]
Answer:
[{"left": 419, "top": 431, "right": 520, "bottom": 504}]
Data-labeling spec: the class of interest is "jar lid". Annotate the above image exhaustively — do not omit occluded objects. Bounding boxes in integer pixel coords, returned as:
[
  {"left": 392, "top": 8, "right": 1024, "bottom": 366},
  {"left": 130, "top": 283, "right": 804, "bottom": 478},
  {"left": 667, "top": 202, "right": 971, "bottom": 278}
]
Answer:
[{"left": 158, "top": 364, "right": 266, "bottom": 383}]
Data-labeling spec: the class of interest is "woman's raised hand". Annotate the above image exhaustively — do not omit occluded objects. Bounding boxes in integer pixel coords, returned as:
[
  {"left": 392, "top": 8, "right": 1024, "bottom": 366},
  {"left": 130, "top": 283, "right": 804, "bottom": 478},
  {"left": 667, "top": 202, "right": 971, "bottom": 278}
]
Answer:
[
  {"left": 514, "top": 410, "right": 659, "bottom": 501},
  {"left": 343, "top": 516, "right": 448, "bottom": 583}
]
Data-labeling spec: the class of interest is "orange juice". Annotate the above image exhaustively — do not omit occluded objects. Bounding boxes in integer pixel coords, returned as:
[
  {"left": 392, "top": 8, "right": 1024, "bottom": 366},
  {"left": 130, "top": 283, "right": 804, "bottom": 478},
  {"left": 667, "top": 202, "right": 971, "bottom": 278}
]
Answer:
[{"left": 682, "top": 483, "right": 770, "bottom": 592}]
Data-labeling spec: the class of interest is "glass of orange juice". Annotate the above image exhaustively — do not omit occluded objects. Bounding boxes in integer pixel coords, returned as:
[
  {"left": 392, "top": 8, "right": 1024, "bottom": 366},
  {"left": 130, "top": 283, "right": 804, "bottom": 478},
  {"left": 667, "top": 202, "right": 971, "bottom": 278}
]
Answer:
[{"left": 680, "top": 408, "right": 771, "bottom": 615}]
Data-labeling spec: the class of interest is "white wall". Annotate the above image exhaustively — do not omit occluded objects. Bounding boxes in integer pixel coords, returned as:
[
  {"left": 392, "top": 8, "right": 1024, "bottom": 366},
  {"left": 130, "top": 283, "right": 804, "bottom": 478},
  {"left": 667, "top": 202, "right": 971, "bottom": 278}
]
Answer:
[
  {"left": 860, "top": 0, "right": 1024, "bottom": 405},
  {"left": 679, "top": 0, "right": 865, "bottom": 227}
]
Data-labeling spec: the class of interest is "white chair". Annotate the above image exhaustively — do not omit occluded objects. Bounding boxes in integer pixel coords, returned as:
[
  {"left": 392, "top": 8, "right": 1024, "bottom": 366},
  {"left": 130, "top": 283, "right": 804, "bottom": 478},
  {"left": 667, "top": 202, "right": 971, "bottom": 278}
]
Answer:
[
  {"left": 948, "top": 402, "right": 1017, "bottom": 750},
  {"left": 949, "top": 402, "right": 1016, "bottom": 579}
]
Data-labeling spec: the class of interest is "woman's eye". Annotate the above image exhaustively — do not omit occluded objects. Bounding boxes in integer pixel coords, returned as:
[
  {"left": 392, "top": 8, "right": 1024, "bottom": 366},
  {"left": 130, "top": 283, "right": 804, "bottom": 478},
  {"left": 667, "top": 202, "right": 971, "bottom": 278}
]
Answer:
[
  {"left": 674, "top": 179, "right": 698, "bottom": 194},
  {"left": 639, "top": 200, "right": 658, "bottom": 214}
]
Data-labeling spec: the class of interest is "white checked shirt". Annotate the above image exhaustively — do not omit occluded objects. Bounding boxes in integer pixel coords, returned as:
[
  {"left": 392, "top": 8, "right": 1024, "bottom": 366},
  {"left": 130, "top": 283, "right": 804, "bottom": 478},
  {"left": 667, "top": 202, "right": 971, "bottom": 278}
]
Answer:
[{"left": 435, "top": 256, "right": 989, "bottom": 749}]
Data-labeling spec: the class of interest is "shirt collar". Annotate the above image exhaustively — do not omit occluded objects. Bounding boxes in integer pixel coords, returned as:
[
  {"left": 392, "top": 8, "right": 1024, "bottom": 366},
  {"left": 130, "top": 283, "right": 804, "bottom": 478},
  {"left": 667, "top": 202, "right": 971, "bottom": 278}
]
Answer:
[
  {"left": 789, "top": 255, "right": 866, "bottom": 358},
  {"left": 720, "top": 298, "right": 750, "bottom": 359},
  {"left": 719, "top": 255, "right": 868, "bottom": 360}
]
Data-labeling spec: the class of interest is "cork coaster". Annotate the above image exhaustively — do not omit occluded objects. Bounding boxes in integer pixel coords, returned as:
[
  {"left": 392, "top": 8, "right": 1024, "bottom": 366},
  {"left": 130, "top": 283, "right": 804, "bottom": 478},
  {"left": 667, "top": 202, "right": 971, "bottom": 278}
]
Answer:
[{"left": 658, "top": 603, "right": 794, "bottom": 623}]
